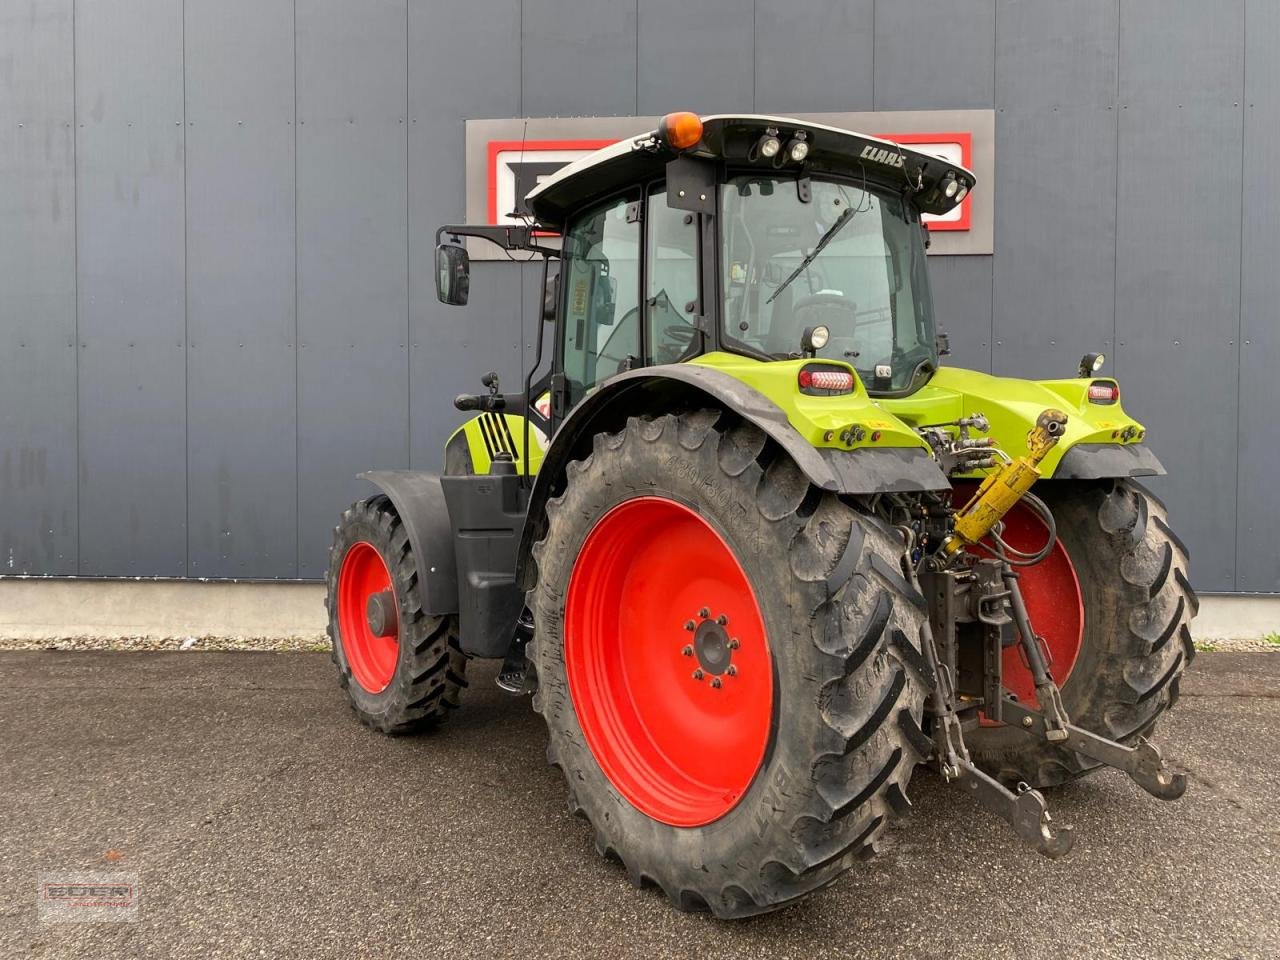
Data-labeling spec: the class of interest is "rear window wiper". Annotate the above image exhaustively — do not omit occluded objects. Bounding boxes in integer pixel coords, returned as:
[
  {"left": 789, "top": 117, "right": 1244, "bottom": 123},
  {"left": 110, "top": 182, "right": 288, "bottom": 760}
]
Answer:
[{"left": 766, "top": 205, "right": 856, "bottom": 305}]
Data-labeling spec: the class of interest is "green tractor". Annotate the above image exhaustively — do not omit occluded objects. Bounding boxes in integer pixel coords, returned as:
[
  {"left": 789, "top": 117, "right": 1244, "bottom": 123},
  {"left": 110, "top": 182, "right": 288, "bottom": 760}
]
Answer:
[{"left": 324, "top": 113, "right": 1196, "bottom": 917}]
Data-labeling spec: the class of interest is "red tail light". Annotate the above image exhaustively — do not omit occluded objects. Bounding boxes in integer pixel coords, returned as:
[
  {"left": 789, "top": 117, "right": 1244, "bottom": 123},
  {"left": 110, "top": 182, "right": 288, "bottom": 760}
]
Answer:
[
  {"left": 798, "top": 365, "right": 855, "bottom": 395},
  {"left": 1087, "top": 380, "right": 1119, "bottom": 404}
]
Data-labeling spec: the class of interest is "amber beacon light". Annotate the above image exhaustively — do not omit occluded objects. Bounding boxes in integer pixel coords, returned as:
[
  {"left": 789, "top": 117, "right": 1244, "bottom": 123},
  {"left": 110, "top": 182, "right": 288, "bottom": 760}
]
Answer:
[{"left": 660, "top": 112, "right": 704, "bottom": 150}]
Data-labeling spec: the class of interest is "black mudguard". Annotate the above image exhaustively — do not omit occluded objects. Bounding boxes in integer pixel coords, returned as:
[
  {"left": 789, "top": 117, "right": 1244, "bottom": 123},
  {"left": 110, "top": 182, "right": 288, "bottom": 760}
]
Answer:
[
  {"left": 359, "top": 471, "right": 459, "bottom": 615},
  {"left": 362, "top": 469, "right": 529, "bottom": 658},
  {"left": 1051, "top": 443, "right": 1165, "bottom": 479},
  {"left": 514, "top": 364, "right": 948, "bottom": 590}
]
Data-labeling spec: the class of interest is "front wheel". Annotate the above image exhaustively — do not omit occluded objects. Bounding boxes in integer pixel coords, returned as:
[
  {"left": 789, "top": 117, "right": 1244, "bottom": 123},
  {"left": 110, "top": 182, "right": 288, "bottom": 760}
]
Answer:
[
  {"left": 326, "top": 495, "right": 467, "bottom": 734},
  {"left": 529, "top": 410, "right": 933, "bottom": 917}
]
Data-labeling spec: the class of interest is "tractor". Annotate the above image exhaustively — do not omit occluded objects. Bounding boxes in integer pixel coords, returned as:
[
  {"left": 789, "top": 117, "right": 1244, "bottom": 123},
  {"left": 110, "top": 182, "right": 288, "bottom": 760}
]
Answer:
[{"left": 324, "top": 113, "right": 1196, "bottom": 917}]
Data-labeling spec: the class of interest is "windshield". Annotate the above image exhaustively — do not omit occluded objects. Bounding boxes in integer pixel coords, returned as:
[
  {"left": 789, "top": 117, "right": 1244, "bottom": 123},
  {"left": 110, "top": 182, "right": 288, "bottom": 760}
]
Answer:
[{"left": 721, "top": 175, "right": 937, "bottom": 393}]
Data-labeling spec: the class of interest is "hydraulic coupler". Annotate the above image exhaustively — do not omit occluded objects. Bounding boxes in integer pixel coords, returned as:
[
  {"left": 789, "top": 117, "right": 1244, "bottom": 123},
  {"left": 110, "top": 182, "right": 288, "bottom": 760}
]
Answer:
[{"left": 939, "top": 409, "right": 1068, "bottom": 560}]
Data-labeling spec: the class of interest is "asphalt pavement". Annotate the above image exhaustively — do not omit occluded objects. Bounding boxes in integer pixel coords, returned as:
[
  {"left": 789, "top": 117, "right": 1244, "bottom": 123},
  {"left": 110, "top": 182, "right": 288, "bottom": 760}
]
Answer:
[{"left": 1, "top": 650, "right": 1277, "bottom": 960}]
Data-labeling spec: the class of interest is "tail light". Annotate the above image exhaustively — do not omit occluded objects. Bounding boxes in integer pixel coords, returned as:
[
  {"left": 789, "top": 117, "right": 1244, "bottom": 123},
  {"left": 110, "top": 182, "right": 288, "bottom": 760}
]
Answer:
[
  {"left": 1087, "top": 380, "right": 1119, "bottom": 404},
  {"left": 798, "top": 364, "right": 855, "bottom": 396}
]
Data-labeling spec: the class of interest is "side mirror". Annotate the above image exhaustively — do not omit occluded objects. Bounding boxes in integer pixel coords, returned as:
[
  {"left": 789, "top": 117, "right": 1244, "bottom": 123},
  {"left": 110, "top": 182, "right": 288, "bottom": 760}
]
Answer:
[{"left": 435, "top": 243, "right": 470, "bottom": 305}]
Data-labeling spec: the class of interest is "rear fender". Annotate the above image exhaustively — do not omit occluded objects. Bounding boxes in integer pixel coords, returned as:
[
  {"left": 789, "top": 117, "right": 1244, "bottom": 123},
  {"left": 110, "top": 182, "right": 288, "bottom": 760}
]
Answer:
[
  {"left": 514, "top": 365, "right": 948, "bottom": 589},
  {"left": 1050, "top": 442, "right": 1165, "bottom": 479}
]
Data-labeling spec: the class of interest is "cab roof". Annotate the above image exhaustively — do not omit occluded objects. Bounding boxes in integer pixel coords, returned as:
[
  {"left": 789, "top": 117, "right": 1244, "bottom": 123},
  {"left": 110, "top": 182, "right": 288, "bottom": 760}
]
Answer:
[{"left": 525, "top": 114, "right": 976, "bottom": 228}]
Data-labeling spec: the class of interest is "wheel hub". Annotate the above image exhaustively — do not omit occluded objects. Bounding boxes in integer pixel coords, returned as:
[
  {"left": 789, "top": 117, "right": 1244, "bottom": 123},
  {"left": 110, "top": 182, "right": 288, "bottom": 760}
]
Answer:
[
  {"left": 365, "top": 589, "right": 397, "bottom": 638},
  {"left": 684, "top": 611, "right": 740, "bottom": 682}
]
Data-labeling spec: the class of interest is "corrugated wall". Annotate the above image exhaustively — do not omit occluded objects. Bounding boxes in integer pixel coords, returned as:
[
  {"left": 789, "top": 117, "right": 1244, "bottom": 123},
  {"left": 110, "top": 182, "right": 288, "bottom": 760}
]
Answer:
[{"left": 1, "top": 0, "right": 1277, "bottom": 591}]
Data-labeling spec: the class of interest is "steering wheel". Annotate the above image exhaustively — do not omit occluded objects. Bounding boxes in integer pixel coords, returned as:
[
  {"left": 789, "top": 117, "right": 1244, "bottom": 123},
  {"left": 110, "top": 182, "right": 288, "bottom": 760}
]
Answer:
[{"left": 663, "top": 322, "right": 697, "bottom": 343}]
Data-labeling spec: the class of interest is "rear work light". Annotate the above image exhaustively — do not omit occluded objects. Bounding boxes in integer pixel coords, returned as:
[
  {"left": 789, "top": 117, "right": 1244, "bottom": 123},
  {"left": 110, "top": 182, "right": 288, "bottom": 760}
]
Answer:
[
  {"left": 1087, "top": 380, "right": 1119, "bottom": 404},
  {"left": 798, "top": 364, "right": 855, "bottom": 396}
]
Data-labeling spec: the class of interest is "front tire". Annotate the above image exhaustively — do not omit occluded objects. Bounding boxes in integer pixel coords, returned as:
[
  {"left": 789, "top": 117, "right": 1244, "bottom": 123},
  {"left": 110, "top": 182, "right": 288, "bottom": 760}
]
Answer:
[
  {"left": 326, "top": 495, "right": 467, "bottom": 734},
  {"left": 529, "top": 410, "right": 933, "bottom": 917}
]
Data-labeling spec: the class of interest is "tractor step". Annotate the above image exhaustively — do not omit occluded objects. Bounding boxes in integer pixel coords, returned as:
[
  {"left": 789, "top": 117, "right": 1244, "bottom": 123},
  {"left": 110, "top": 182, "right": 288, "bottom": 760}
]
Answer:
[
  {"left": 495, "top": 662, "right": 529, "bottom": 695},
  {"left": 495, "top": 610, "right": 535, "bottom": 696}
]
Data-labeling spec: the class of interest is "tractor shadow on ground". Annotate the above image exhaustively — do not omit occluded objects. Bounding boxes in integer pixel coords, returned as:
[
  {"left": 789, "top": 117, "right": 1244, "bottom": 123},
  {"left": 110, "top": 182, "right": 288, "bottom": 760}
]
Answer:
[{"left": 441, "top": 660, "right": 1131, "bottom": 933}]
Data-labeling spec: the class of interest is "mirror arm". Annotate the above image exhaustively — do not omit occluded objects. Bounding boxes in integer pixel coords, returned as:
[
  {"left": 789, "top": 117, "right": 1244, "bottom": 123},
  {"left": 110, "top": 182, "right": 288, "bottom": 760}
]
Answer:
[{"left": 435, "top": 223, "right": 556, "bottom": 256}]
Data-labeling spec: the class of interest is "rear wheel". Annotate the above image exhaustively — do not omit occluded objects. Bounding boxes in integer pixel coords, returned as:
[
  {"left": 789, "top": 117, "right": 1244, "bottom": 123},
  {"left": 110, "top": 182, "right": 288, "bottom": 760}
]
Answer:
[
  {"left": 530, "top": 410, "right": 933, "bottom": 917},
  {"left": 966, "top": 480, "right": 1197, "bottom": 787},
  {"left": 326, "top": 495, "right": 467, "bottom": 734}
]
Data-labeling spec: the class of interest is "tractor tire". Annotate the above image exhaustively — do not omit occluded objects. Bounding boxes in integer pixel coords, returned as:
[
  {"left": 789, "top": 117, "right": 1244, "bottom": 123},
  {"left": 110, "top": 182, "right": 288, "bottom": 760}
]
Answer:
[
  {"left": 528, "top": 410, "right": 933, "bottom": 918},
  {"left": 326, "top": 495, "right": 467, "bottom": 734},
  {"left": 966, "top": 479, "right": 1197, "bottom": 788}
]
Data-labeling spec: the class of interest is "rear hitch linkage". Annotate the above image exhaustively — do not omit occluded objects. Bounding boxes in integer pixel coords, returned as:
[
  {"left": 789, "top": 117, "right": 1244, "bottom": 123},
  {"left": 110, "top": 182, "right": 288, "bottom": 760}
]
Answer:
[
  {"left": 897, "top": 512, "right": 1185, "bottom": 860},
  {"left": 899, "top": 525, "right": 1075, "bottom": 859}
]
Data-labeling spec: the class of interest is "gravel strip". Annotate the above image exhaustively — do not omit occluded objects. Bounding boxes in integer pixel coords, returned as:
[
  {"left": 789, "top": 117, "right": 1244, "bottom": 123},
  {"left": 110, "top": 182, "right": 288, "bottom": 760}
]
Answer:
[
  {"left": 1194, "top": 637, "right": 1280, "bottom": 653},
  {"left": 2, "top": 635, "right": 1276, "bottom": 653},
  {"left": 0, "top": 634, "right": 328, "bottom": 652}
]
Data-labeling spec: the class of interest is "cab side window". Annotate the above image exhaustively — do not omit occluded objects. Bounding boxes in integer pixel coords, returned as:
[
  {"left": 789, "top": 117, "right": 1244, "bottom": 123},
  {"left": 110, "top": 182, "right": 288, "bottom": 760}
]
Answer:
[
  {"left": 645, "top": 188, "right": 699, "bottom": 365},
  {"left": 559, "top": 193, "right": 641, "bottom": 409}
]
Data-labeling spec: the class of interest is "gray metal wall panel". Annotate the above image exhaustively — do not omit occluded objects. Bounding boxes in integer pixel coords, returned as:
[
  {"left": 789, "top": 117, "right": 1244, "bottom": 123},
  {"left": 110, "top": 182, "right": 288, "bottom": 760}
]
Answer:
[
  {"left": 929, "top": 256, "right": 993, "bottom": 375},
  {"left": 413, "top": 262, "right": 525, "bottom": 471},
  {"left": 4, "top": 0, "right": 1276, "bottom": 594},
  {"left": 408, "top": 1, "right": 522, "bottom": 470},
  {"left": 991, "top": 108, "right": 1117, "bottom": 380},
  {"left": 636, "top": 0, "right": 754, "bottom": 115},
  {"left": 295, "top": 0, "right": 409, "bottom": 577},
  {"left": 1116, "top": 105, "right": 1242, "bottom": 592},
  {"left": 1238, "top": 0, "right": 1280, "bottom": 592},
  {"left": 1119, "top": 0, "right": 1243, "bottom": 109},
  {"left": 184, "top": 0, "right": 297, "bottom": 579},
  {"left": 994, "top": 0, "right": 1118, "bottom": 110},
  {"left": 74, "top": 0, "right": 188, "bottom": 576},
  {"left": 874, "top": 0, "right": 995, "bottom": 110},
  {"left": 991, "top": 0, "right": 1118, "bottom": 380},
  {"left": 0, "top": 1, "right": 78, "bottom": 574},
  {"left": 754, "top": 0, "right": 874, "bottom": 113},
  {"left": 521, "top": 0, "right": 637, "bottom": 117}
]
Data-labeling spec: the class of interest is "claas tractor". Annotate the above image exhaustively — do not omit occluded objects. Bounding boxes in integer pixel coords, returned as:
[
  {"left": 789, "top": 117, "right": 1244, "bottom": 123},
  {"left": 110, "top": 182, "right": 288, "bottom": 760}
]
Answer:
[{"left": 324, "top": 113, "right": 1196, "bottom": 917}]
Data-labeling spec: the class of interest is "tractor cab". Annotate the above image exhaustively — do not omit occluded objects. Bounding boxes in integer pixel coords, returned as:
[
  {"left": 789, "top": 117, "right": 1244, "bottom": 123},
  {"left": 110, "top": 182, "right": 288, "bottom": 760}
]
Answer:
[{"left": 436, "top": 113, "right": 974, "bottom": 427}]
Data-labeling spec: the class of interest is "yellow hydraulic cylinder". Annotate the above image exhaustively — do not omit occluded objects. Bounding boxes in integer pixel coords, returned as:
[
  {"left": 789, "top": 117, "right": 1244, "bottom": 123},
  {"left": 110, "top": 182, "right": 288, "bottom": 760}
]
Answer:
[{"left": 941, "top": 409, "right": 1069, "bottom": 558}]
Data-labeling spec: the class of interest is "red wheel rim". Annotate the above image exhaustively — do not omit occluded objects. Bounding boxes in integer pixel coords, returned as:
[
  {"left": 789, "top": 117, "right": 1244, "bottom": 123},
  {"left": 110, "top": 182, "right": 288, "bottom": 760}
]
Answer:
[
  {"left": 962, "top": 497, "right": 1084, "bottom": 711},
  {"left": 337, "top": 541, "right": 399, "bottom": 694},
  {"left": 564, "top": 498, "right": 774, "bottom": 827}
]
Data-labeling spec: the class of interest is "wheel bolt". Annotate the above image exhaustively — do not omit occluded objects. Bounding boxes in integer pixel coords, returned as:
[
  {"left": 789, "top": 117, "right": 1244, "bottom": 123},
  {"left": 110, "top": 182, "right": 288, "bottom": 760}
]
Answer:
[
  {"left": 711, "top": 677, "right": 722, "bottom": 689},
  {"left": 681, "top": 645, "right": 693, "bottom": 657},
  {"left": 727, "top": 664, "right": 737, "bottom": 677},
  {"left": 698, "top": 607, "right": 710, "bottom": 618},
  {"left": 692, "top": 669, "right": 704, "bottom": 681},
  {"left": 716, "top": 614, "right": 728, "bottom": 626},
  {"left": 684, "top": 619, "right": 696, "bottom": 631},
  {"left": 729, "top": 638, "right": 740, "bottom": 650}
]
